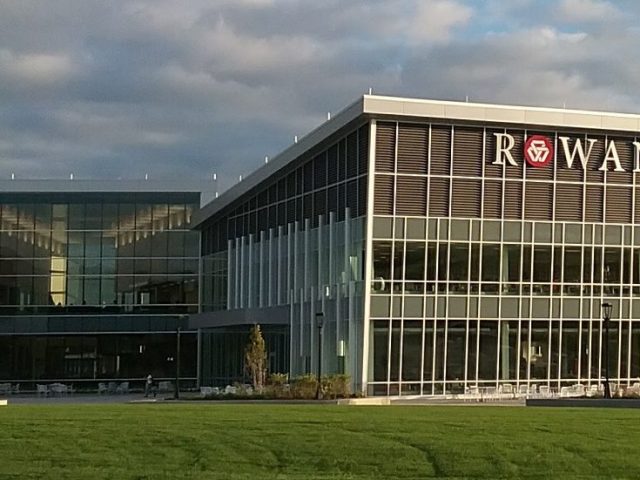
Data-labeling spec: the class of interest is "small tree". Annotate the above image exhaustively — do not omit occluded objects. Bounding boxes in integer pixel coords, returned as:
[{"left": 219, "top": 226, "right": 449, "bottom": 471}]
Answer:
[{"left": 245, "top": 324, "right": 267, "bottom": 391}]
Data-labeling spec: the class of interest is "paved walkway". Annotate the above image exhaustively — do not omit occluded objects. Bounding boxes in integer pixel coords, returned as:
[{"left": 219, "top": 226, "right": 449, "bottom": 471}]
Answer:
[{"left": 4, "top": 394, "right": 165, "bottom": 405}]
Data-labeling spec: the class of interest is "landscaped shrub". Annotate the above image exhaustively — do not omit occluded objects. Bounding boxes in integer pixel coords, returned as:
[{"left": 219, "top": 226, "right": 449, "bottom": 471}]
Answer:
[
  {"left": 322, "top": 374, "right": 351, "bottom": 399},
  {"left": 265, "top": 373, "right": 290, "bottom": 398},
  {"left": 291, "top": 374, "right": 318, "bottom": 399}
]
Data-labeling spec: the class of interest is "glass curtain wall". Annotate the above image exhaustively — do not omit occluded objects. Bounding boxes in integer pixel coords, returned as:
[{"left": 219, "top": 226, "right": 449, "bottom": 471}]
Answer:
[{"left": 369, "top": 216, "right": 640, "bottom": 395}]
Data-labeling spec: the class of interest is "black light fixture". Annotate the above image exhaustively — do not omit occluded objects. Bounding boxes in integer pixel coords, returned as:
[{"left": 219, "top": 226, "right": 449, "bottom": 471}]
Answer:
[
  {"left": 601, "top": 303, "right": 612, "bottom": 399},
  {"left": 316, "top": 312, "right": 324, "bottom": 400}
]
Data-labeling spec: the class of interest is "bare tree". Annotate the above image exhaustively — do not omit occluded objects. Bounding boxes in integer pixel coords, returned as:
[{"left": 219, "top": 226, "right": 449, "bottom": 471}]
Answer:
[{"left": 245, "top": 324, "right": 267, "bottom": 391}]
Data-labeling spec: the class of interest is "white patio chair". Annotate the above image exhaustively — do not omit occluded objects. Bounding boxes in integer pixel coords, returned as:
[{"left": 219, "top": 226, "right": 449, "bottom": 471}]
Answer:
[
  {"left": 539, "top": 385, "right": 551, "bottom": 398},
  {"left": 116, "top": 382, "right": 129, "bottom": 394},
  {"left": 37, "top": 384, "right": 48, "bottom": 397},
  {"left": 0, "top": 383, "right": 11, "bottom": 395},
  {"left": 499, "top": 383, "right": 514, "bottom": 398},
  {"left": 98, "top": 382, "right": 108, "bottom": 395}
]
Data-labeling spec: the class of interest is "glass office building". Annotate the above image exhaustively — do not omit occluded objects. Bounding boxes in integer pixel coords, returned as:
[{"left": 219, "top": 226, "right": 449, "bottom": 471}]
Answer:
[
  {"left": 0, "top": 180, "right": 203, "bottom": 388},
  {"left": 195, "top": 95, "right": 640, "bottom": 396}
]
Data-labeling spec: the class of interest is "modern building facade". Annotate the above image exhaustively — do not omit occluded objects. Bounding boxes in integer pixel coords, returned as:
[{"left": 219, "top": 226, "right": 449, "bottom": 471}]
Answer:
[
  {"left": 0, "top": 180, "right": 204, "bottom": 389},
  {"left": 195, "top": 95, "right": 640, "bottom": 396}
]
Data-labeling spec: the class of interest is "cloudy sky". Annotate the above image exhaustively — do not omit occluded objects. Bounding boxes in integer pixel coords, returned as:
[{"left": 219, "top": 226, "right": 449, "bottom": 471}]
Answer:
[{"left": 0, "top": 0, "right": 637, "bottom": 191}]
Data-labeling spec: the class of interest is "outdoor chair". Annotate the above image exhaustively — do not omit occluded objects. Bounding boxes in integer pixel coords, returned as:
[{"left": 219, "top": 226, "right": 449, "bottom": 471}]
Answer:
[
  {"left": 0, "top": 383, "right": 11, "bottom": 395},
  {"left": 116, "top": 382, "right": 129, "bottom": 394},
  {"left": 517, "top": 384, "right": 528, "bottom": 397},
  {"left": 539, "top": 385, "right": 551, "bottom": 398},
  {"left": 36, "top": 384, "right": 48, "bottom": 397},
  {"left": 12, "top": 383, "right": 20, "bottom": 395},
  {"left": 98, "top": 382, "right": 108, "bottom": 395},
  {"left": 499, "top": 383, "right": 514, "bottom": 398},
  {"left": 107, "top": 382, "right": 118, "bottom": 394}
]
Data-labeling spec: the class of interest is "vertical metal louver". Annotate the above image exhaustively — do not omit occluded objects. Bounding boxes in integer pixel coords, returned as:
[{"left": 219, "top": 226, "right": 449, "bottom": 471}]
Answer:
[
  {"left": 503, "top": 181, "right": 523, "bottom": 219},
  {"left": 451, "top": 179, "right": 481, "bottom": 217},
  {"left": 524, "top": 182, "right": 553, "bottom": 220},
  {"left": 428, "top": 177, "right": 449, "bottom": 217},
  {"left": 396, "top": 175, "right": 427, "bottom": 216},
  {"left": 397, "top": 123, "right": 429, "bottom": 174},
  {"left": 554, "top": 183, "right": 582, "bottom": 221},
  {"left": 483, "top": 180, "right": 502, "bottom": 218},
  {"left": 605, "top": 186, "right": 632, "bottom": 223},
  {"left": 584, "top": 185, "right": 603, "bottom": 222},
  {"left": 452, "top": 127, "right": 483, "bottom": 177},
  {"left": 374, "top": 175, "right": 394, "bottom": 215},
  {"left": 327, "top": 185, "right": 338, "bottom": 216},
  {"left": 375, "top": 122, "right": 396, "bottom": 172},
  {"left": 556, "top": 135, "right": 584, "bottom": 182},
  {"left": 430, "top": 125, "right": 451, "bottom": 175}
]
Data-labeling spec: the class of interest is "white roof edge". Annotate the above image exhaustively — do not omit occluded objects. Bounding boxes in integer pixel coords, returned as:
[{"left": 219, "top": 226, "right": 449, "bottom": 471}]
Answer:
[
  {"left": 362, "top": 94, "right": 640, "bottom": 130},
  {"left": 196, "top": 94, "right": 640, "bottom": 227}
]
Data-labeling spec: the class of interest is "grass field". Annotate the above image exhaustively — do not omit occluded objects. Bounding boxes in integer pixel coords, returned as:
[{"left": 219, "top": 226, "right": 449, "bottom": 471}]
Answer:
[{"left": 1, "top": 404, "right": 639, "bottom": 479}]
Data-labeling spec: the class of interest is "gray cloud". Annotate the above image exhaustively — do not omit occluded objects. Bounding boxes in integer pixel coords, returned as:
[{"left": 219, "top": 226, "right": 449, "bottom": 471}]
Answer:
[{"left": 0, "top": 0, "right": 639, "bottom": 192}]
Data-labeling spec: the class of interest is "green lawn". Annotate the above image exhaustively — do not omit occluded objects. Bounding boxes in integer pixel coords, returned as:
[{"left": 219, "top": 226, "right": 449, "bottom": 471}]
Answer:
[{"left": 1, "top": 404, "right": 638, "bottom": 479}]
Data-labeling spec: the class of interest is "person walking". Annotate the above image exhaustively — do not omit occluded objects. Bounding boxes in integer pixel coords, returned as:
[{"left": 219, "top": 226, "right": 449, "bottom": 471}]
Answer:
[{"left": 144, "top": 374, "right": 153, "bottom": 397}]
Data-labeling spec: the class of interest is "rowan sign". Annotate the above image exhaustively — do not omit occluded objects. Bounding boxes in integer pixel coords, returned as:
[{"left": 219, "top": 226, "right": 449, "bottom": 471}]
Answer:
[{"left": 493, "top": 133, "right": 640, "bottom": 172}]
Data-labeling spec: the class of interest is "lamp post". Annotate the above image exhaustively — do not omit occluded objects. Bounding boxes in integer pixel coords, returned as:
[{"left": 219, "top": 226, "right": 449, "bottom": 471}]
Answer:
[
  {"left": 316, "top": 312, "right": 324, "bottom": 400},
  {"left": 175, "top": 326, "right": 181, "bottom": 400},
  {"left": 601, "top": 302, "right": 613, "bottom": 399}
]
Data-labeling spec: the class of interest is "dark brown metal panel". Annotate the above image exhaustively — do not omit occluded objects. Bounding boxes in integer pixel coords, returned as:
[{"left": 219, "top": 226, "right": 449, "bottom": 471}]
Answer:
[
  {"left": 605, "top": 186, "right": 632, "bottom": 223},
  {"left": 451, "top": 178, "right": 481, "bottom": 217},
  {"left": 524, "top": 182, "right": 553, "bottom": 220},
  {"left": 504, "top": 181, "right": 523, "bottom": 219},
  {"left": 346, "top": 132, "right": 359, "bottom": 178},
  {"left": 346, "top": 179, "right": 358, "bottom": 213},
  {"left": 484, "top": 129, "right": 503, "bottom": 178},
  {"left": 314, "top": 152, "right": 327, "bottom": 189},
  {"left": 374, "top": 175, "right": 394, "bottom": 215},
  {"left": 585, "top": 185, "right": 603, "bottom": 222},
  {"left": 483, "top": 180, "right": 501, "bottom": 218},
  {"left": 375, "top": 122, "right": 396, "bottom": 173},
  {"left": 452, "top": 126, "right": 483, "bottom": 177},
  {"left": 556, "top": 135, "right": 585, "bottom": 183},
  {"left": 607, "top": 137, "right": 634, "bottom": 184},
  {"left": 396, "top": 175, "right": 427, "bottom": 216},
  {"left": 358, "top": 125, "right": 369, "bottom": 175},
  {"left": 554, "top": 183, "right": 582, "bottom": 221},
  {"left": 430, "top": 125, "right": 451, "bottom": 175},
  {"left": 586, "top": 135, "right": 605, "bottom": 183},
  {"left": 358, "top": 176, "right": 367, "bottom": 217},
  {"left": 327, "top": 144, "right": 339, "bottom": 184},
  {"left": 428, "top": 177, "right": 449, "bottom": 217},
  {"left": 525, "top": 131, "right": 554, "bottom": 181},
  {"left": 397, "top": 123, "right": 429, "bottom": 174},
  {"left": 505, "top": 130, "right": 525, "bottom": 179}
]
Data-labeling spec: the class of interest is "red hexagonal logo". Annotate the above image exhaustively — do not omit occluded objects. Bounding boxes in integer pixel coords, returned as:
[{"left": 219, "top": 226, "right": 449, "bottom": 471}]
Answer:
[{"left": 524, "top": 135, "right": 553, "bottom": 168}]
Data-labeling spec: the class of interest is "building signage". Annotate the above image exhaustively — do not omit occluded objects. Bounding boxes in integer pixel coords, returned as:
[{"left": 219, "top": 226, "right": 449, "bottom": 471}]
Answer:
[
  {"left": 493, "top": 133, "right": 640, "bottom": 172},
  {"left": 524, "top": 135, "right": 553, "bottom": 168}
]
